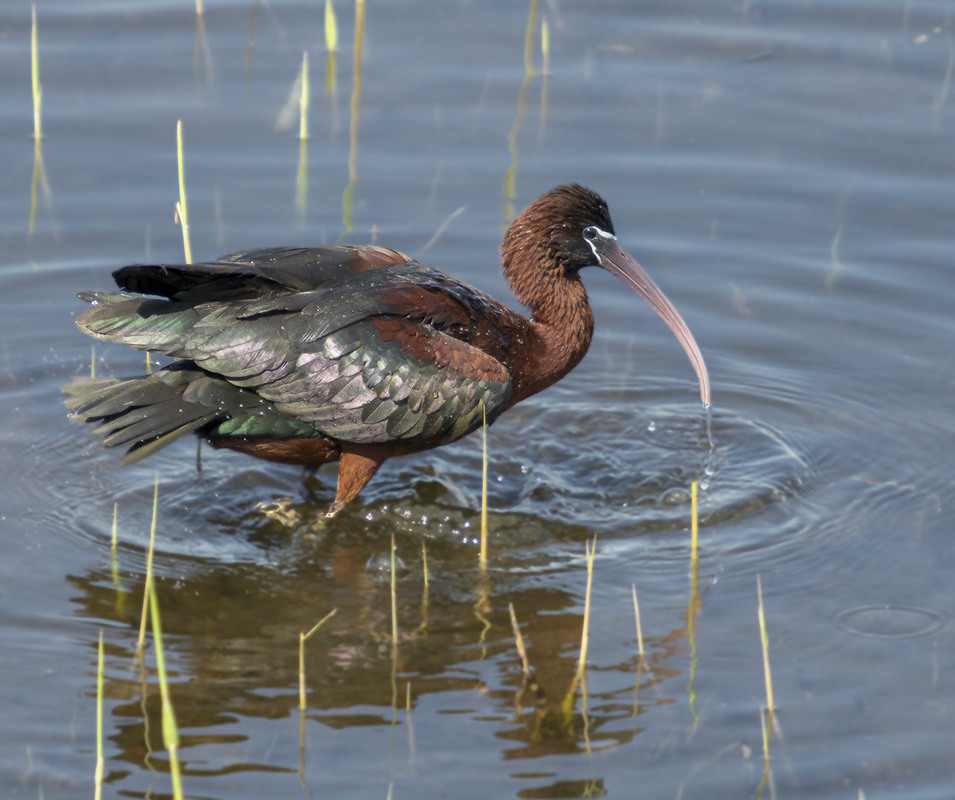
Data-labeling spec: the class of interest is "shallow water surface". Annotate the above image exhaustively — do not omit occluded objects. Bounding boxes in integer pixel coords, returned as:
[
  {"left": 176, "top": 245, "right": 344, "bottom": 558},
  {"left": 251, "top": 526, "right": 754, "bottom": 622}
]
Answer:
[{"left": 2, "top": 1, "right": 955, "bottom": 798}]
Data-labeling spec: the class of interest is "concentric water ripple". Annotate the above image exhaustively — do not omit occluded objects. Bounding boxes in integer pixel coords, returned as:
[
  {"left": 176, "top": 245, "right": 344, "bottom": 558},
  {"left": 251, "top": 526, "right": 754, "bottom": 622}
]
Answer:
[{"left": 834, "top": 605, "right": 946, "bottom": 640}]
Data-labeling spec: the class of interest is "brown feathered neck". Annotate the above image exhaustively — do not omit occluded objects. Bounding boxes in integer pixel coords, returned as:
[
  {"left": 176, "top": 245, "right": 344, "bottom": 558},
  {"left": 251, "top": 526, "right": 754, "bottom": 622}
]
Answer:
[
  {"left": 501, "top": 184, "right": 613, "bottom": 324},
  {"left": 499, "top": 185, "right": 616, "bottom": 402}
]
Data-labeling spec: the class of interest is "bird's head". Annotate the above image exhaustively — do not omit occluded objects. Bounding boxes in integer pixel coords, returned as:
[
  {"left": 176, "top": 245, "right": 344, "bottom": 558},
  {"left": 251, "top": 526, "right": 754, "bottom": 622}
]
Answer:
[{"left": 502, "top": 184, "right": 711, "bottom": 407}]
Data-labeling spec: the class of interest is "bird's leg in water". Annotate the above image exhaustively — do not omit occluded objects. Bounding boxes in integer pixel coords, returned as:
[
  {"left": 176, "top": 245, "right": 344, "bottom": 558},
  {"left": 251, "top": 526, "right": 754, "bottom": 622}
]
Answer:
[{"left": 328, "top": 450, "right": 385, "bottom": 517}]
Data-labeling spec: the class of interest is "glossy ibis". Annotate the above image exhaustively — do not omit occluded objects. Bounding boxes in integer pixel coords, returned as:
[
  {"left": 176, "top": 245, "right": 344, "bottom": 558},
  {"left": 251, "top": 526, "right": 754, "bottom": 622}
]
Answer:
[{"left": 66, "top": 184, "right": 710, "bottom": 516}]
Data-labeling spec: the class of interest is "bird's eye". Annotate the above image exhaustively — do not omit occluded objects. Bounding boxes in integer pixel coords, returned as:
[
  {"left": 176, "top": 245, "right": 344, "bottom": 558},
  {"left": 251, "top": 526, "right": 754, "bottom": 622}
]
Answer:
[{"left": 583, "top": 226, "right": 598, "bottom": 240}]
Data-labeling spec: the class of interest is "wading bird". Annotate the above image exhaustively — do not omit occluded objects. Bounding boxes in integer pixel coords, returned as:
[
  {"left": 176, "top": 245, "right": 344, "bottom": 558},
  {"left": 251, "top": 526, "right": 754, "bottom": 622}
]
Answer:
[{"left": 67, "top": 185, "right": 710, "bottom": 516}]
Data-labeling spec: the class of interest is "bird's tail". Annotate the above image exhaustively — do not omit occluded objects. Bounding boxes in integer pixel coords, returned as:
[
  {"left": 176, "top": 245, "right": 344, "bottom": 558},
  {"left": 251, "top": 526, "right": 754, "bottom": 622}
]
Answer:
[{"left": 63, "top": 367, "right": 225, "bottom": 464}]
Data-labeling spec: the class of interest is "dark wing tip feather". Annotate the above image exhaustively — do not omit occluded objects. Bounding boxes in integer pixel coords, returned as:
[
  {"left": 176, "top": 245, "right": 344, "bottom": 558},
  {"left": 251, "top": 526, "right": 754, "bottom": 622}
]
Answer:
[
  {"left": 77, "top": 289, "right": 108, "bottom": 304},
  {"left": 63, "top": 371, "right": 221, "bottom": 461},
  {"left": 113, "top": 264, "right": 230, "bottom": 297}
]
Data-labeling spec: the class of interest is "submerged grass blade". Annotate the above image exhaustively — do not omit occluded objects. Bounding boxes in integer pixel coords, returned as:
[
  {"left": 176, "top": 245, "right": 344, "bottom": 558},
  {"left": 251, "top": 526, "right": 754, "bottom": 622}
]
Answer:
[
  {"left": 685, "top": 480, "right": 701, "bottom": 724},
  {"left": 389, "top": 533, "right": 400, "bottom": 737},
  {"left": 94, "top": 630, "right": 104, "bottom": 800},
  {"left": 509, "top": 602, "right": 531, "bottom": 677},
  {"left": 405, "top": 680, "right": 416, "bottom": 768},
  {"left": 480, "top": 403, "right": 488, "bottom": 570},
  {"left": 756, "top": 704, "right": 775, "bottom": 798},
  {"left": 193, "top": 0, "right": 213, "bottom": 84},
  {"left": 298, "top": 608, "right": 336, "bottom": 786},
  {"left": 136, "top": 476, "right": 160, "bottom": 656},
  {"left": 110, "top": 503, "right": 125, "bottom": 613},
  {"left": 421, "top": 541, "right": 429, "bottom": 592},
  {"left": 418, "top": 541, "right": 429, "bottom": 633},
  {"left": 28, "top": 139, "right": 46, "bottom": 237},
  {"left": 473, "top": 570, "right": 492, "bottom": 657},
  {"left": 690, "top": 479, "right": 699, "bottom": 569},
  {"left": 509, "top": 602, "right": 540, "bottom": 718},
  {"left": 298, "top": 609, "right": 337, "bottom": 711},
  {"left": 148, "top": 581, "right": 183, "bottom": 800},
  {"left": 325, "top": 50, "right": 337, "bottom": 97},
  {"left": 298, "top": 633, "right": 307, "bottom": 781}
]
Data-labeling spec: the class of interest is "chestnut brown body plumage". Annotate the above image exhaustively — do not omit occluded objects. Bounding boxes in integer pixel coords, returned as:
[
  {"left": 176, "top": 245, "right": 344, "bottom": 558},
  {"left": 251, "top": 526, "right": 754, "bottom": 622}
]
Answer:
[{"left": 66, "top": 185, "right": 710, "bottom": 515}]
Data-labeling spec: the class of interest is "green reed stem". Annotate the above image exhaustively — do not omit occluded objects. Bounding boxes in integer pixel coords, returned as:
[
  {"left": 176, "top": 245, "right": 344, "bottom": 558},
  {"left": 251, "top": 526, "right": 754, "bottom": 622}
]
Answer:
[
  {"left": 324, "top": 0, "right": 338, "bottom": 52},
  {"left": 299, "top": 51, "right": 310, "bottom": 140},
  {"left": 176, "top": 120, "right": 192, "bottom": 265},
  {"left": 31, "top": 5, "right": 42, "bottom": 141},
  {"left": 522, "top": 0, "right": 539, "bottom": 76},
  {"left": 632, "top": 583, "right": 644, "bottom": 660},
  {"left": 562, "top": 535, "right": 596, "bottom": 716},
  {"left": 757, "top": 574, "right": 775, "bottom": 718}
]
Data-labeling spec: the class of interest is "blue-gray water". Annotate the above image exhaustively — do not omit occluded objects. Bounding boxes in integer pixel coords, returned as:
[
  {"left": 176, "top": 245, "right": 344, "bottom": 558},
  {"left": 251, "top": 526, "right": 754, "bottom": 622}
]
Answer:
[{"left": 2, "top": 1, "right": 954, "bottom": 798}]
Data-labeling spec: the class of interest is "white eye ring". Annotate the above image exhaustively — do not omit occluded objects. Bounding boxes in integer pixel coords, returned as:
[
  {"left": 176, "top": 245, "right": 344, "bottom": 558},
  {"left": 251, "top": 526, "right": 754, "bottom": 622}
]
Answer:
[{"left": 582, "top": 226, "right": 615, "bottom": 262}]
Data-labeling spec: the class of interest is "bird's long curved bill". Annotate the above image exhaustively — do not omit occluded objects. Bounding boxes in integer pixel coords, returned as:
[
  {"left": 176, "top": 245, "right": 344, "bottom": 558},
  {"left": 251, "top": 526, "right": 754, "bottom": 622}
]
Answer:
[{"left": 596, "top": 235, "right": 711, "bottom": 407}]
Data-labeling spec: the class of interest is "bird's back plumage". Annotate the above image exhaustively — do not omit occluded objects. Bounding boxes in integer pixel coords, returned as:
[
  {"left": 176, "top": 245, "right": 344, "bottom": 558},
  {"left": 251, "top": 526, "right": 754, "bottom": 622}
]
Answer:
[{"left": 70, "top": 245, "right": 522, "bottom": 463}]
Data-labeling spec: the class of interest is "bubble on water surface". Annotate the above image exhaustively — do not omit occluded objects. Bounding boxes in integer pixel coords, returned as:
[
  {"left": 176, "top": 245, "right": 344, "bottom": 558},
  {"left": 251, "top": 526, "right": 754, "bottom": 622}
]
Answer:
[{"left": 661, "top": 487, "right": 690, "bottom": 505}]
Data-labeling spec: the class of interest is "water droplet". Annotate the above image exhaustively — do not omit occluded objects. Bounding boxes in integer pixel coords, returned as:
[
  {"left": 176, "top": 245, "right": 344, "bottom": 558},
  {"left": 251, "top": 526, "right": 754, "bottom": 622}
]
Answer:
[
  {"left": 661, "top": 487, "right": 690, "bottom": 505},
  {"left": 366, "top": 552, "right": 405, "bottom": 572}
]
